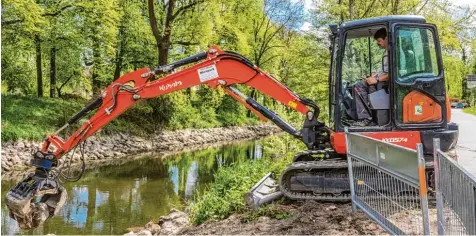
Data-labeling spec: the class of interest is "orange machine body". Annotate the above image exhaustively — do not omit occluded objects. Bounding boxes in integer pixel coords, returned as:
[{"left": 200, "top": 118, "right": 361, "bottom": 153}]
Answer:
[
  {"left": 402, "top": 90, "right": 442, "bottom": 123},
  {"left": 331, "top": 131, "right": 422, "bottom": 154}
]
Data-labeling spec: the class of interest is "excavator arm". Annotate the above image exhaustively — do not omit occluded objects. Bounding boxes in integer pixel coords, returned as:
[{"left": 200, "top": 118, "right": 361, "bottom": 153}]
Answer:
[
  {"left": 5, "top": 46, "right": 329, "bottom": 229},
  {"left": 42, "top": 46, "right": 319, "bottom": 158}
]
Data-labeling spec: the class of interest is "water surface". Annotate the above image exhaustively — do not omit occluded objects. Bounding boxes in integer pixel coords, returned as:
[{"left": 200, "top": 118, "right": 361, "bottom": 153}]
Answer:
[{"left": 1, "top": 139, "right": 265, "bottom": 235}]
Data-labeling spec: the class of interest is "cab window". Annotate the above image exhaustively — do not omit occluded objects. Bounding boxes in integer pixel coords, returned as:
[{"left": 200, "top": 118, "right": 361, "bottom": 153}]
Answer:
[{"left": 396, "top": 27, "right": 439, "bottom": 83}]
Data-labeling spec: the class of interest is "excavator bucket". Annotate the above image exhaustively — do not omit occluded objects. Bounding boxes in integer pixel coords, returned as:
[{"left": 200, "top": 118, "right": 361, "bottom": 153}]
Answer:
[
  {"left": 244, "top": 172, "right": 282, "bottom": 208},
  {"left": 5, "top": 172, "right": 67, "bottom": 229}
]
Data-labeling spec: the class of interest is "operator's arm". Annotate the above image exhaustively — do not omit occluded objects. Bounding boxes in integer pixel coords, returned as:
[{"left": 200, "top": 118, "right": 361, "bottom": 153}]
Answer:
[
  {"left": 41, "top": 46, "right": 320, "bottom": 160},
  {"left": 365, "top": 73, "right": 388, "bottom": 85}
]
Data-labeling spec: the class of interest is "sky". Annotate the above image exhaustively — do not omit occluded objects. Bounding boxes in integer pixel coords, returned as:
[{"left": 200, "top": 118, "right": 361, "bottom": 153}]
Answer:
[
  {"left": 452, "top": 0, "right": 476, "bottom": 7},
  {"left": 299, "top": 0, "right": 476, "bottom": 31}
]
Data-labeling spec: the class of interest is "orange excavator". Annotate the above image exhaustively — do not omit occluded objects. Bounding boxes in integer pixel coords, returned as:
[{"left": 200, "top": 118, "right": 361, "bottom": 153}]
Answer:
[{"left": 5, "top": 15, "right": 458, "bottom": 229}]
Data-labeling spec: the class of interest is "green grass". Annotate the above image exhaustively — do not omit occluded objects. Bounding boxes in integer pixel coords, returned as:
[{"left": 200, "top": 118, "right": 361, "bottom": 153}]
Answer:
[
  {"left": 1, "top": 95, "right": 86, "bottom": 141},
  {"left": 189, "top": 151, "right": 295, "bottom": 224},
  {"left": 1, "top": 95, "right": 261, "bottom": 141},
  {"left": 188, "top": 135, "right": 305, "bottom": 225},
  {"left": 463, "top": 107, "right": 476, "bottom": 116},
  {"left": 0, "top": 95, "right": 165, "bottom": 141}
]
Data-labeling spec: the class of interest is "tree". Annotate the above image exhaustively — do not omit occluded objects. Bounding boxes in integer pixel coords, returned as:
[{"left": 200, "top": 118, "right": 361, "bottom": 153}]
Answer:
[
  {"left": 245, "top": 0, "right": 304, "bottom": 115},
  {"left": 2, "top": 0, "right": 45, "bottom": 96},
  {"left": 251, "top": 0, "right": 304, "bottom": 68},
  {"left": 147, "top": 0, "right": 203, "bottom": 66},
  {"left": 79, "top": 0, "right": 122, "bottom": 95}
]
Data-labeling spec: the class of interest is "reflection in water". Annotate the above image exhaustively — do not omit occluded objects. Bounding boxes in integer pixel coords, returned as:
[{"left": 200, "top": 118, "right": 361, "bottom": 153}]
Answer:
[
  {"left": 1, "top": 140, "right": 266, "bottom": 235},
  {"left": 185, "top": 162, "right": 198, "bottom": 197}
]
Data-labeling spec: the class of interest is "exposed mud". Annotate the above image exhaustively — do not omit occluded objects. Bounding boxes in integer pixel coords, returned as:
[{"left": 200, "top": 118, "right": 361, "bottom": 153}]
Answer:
[
  {"left": 181, "top": 201, "right": 386, "bottom": 235},
  {"left": 128, "top": 200, "right": 387, "bottom": 235}
]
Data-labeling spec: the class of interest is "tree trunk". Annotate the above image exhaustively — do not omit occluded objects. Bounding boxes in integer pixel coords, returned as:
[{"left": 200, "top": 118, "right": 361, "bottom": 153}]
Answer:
[
  {"left": 148, "top": 0, "right": 175, "bottom": 66},
  {"left": 159, "top": 0, "right": 175, "bottom": 66},
  {"left": 92, "top": 37, "right": 101, "bottom": 96},
  {"left": 147, "top": 0, "right": 162, "bottom": 65},
  {"left": 247, "top": 89, "right": 257, "bottom": 117},
  {"left": 114, "top": 27, "right": 125, "bottom": 80},
  {"left": 338, "top": 0, "right": 344, "bottom": 22},
  {"left": 461, "top": 43, "right": 468, "bottom": 99},
  {"left": 56, "top": 74, "right": 74, "bottom": 98},
  {"left": 49, "top": 46, "right": 56, "bottom": 97},
  {"left": 113, "top": 51, "right": 123, "bottom": 80},
  {"left": 349, "top": 0, "right": 354, "bottom": 20},
  {"left": 35, "top": 35, "right": 43, "bottom": 97},
  {"left": 393, "top": 0, "right": 399, "bottom": 14}
]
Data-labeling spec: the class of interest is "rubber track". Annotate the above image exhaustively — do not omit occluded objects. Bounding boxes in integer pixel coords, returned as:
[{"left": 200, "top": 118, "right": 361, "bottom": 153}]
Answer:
[
  {"left": 279, "top": 159, "right": 435, "bottom": 202},
  {"left": 279, "top": 160, "right": 351, "bottom": 202}
]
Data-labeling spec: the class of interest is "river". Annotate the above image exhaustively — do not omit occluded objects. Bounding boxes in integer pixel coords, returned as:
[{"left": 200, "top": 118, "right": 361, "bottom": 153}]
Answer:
[{"left": 1, "top": 138, "right": 267, "bottom": 235}]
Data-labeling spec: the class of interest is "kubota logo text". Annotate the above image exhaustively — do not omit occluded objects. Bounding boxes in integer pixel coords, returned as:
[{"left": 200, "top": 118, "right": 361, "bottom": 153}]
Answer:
[{"left": 159, "top": 81, "right": 183, "bottom": 91}]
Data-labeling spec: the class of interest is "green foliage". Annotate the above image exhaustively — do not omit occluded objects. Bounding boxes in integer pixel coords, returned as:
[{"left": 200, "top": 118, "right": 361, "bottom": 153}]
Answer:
[
  {"left": 0, "top": 94, "right": 260, "bottom": 141},
  {"left": 444, "top": 54, "right": 467, "bottom": 98},
  {"left": 2, "top": 0, "right": 475, "bottom": 136},
  {"left": 463, "top": 107, "right": 476, "bottom": 116},
  {"left": 1, "top": 95, "right": 85, "bottom": 141},
  {"left": 189, "top": 137, "right": 301, "bottom": 224},
  {"left": 188, "top": 158, "right": 272, "bottom": 224},
  {"left": 467, "top": 88, "right": 476, "bottom": 107}
]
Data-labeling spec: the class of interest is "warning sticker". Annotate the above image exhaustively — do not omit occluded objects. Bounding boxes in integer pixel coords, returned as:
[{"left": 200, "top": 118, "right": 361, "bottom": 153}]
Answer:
[
  {"left": 288, "top": 101, "right": 297, "bottom": 109},
  {"left": 198, "top": 65, "right": 219, "bottom": 82},
  {"left": 415, "top": 104, "right": 423, "bottom": 115}
]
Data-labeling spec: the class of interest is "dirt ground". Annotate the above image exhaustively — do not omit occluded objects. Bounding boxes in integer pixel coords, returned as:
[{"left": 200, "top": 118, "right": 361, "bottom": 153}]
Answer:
[{"left": 180, "top": 200, "right": 387, "bottom": 235}]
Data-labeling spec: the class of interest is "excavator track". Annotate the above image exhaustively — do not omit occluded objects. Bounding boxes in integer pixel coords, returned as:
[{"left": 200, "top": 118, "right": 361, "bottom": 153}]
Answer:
[
  {"left": 279, "top": 152, "right": 436, "bottom": 202},
  {"left": 279, "top": 159, "right": 351, "bottom": 201}
]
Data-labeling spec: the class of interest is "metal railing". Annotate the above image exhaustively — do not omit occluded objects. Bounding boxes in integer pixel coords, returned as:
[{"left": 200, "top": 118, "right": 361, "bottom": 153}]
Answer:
[
  {"left": 346, "top": 131, "right": 430, "bottom": 235},
  {"left": 434, "top": 138, "right": 476, "bottom": 235}
]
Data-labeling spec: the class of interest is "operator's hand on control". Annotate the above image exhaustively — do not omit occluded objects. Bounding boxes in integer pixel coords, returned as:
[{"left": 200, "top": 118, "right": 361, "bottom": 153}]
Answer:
[{"left": 365, "top": 76, "right": 378, "bottom": 85}]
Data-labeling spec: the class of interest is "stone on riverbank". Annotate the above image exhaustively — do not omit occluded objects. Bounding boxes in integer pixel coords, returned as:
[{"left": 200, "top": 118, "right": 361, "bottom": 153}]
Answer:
[
  {"left": 124, "top": 209, "right": 188, "bottom": 236},
  {"left": 1, "top": 124, "right": 281, "bottom": 175}
]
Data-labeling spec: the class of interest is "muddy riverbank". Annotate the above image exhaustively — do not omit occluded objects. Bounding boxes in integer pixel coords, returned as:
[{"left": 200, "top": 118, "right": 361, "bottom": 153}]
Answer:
[{"left": 126, "top": 200, "right": 386, "bottom": 235}]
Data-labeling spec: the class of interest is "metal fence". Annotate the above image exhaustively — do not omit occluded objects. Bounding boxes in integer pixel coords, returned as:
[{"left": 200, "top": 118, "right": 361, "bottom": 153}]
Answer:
[
  {"left": 434, "top": 138, "right": 476, "bottom": 235},
  {"left": 346, "top": 131, "right": 430, "bottom": 235}
]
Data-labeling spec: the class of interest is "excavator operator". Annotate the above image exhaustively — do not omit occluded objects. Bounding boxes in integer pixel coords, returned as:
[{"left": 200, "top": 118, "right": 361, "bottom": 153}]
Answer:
[{"left": 352, "top": 28, "right": 389, "bottom": 126}]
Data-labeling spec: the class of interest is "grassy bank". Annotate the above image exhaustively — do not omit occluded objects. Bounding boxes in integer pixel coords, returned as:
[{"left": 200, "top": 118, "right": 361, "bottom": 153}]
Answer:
[
  {"left": 189, "top": 135, "right": 303, "bottom": 224},
  {"left": 1, "top": 95, "right": 259, "bottom": 141},
  {"left": 463, "top": 107, "right": 476, "bottom": 116},
  {"left": 1, "top": 95, "right": 86, "bottom": 141}
]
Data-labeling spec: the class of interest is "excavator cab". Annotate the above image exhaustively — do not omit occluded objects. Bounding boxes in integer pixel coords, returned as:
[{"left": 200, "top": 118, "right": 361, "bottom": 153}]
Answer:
[
  {"left": 275, "top": 16, "right": 459, "bottom": 203},
  {"left": 328, "top": 15, "right": 458, "bottom": 154}
]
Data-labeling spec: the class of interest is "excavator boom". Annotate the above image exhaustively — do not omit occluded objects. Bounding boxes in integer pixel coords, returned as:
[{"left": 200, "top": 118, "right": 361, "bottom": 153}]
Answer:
[
  {"left": 41, "top": 47, "right": 318, "bottom": 159},
  {"left": 5, "top": 46, "right": 329, "bottom": 229}
]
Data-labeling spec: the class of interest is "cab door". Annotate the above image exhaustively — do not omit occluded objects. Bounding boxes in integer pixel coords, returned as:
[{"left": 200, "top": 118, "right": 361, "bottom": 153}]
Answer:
[{"left": 391, "top": 23, "right": 448, "bottom": 129}]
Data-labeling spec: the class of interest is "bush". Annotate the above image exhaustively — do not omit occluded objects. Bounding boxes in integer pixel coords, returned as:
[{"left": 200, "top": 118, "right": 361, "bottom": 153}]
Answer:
[
  {"left": 188, "top": 138, "right": 299, "bottom": 224},
  {"left": 463, "top": 107, "right": 476, "bottom": 116},
  {"left": 1, "top": 92, "right": 263, "bottom": 141}
]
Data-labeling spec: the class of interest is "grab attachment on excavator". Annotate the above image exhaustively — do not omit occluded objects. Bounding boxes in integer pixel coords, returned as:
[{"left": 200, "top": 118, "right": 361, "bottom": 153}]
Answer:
[{"left": 5, "top": 152, "right": 67, "bottom": 229}]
